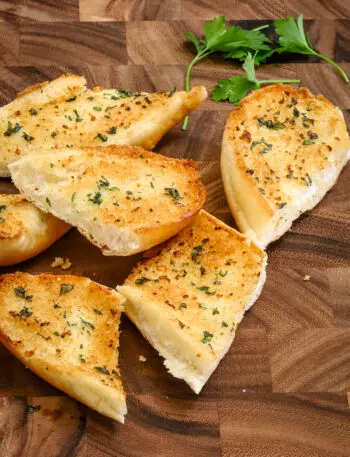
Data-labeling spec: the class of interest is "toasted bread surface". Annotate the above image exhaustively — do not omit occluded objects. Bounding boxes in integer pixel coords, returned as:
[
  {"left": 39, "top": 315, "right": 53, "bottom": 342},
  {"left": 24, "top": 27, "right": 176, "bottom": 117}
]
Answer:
[
  {"left": 0, "top": 73, "right": 207, "bottom": 176},
  {"left": 118, "top": 210, "right": 267, "bottom": 393},
  {"left": 0, "top": 273, "right": 127, "bottom": 422},
  {"left": 0, "top": 194, "right": 71, "bottom": 266},
  {"left": 10, "top": 145, "right": 206, "bottom": 256},
  {"left": 221, "top": 84, "right": 350, "bottom": 247}
]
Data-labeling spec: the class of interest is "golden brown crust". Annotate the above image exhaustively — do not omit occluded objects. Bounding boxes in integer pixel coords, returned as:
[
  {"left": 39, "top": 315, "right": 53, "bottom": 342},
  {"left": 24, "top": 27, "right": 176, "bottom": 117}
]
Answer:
[
  {"left": 0, "top": 194, "right": 71, "bottom": 267},
  {"left": 10, "top": 145, "right": 206, "bottom": 256},
  {"left": 222, "top": 84, "right": 350, "bottom": 245},
  {"left": 0, "top": 73, "right": 207, "bottom": 176},
  {"left": 119, "top": 210, "right": 267, "bottom": 393},
  {"left": 0, "top": 273, "right": 127, "bottom": 422}
]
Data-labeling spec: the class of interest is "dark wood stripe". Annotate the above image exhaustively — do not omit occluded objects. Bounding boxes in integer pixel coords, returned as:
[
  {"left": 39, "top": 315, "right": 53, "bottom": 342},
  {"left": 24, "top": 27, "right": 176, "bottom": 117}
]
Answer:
[{"left": 20, "top": 22, "right": 127, "bottom": 65}]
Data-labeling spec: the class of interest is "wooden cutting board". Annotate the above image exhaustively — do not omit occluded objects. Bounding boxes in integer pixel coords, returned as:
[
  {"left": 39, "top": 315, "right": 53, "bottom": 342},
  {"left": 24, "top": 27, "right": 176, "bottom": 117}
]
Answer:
[{"left": 0, "top": 1, "right": 349, "bottom": 456}]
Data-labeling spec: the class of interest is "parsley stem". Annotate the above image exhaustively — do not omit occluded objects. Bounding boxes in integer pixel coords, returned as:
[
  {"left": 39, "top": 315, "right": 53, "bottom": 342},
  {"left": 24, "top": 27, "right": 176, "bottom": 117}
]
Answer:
[
  {"left": 182, "top": 49, "right": 213, "bottom": 131},
  {"left": 313, "top": 52, "right": 349, "bottom": 83},
  {"left": 252, "top": 25, "right": 270, "bottom": 32},
  {"left": 259, "top": 79, "right": 300, "bottom": 84}
]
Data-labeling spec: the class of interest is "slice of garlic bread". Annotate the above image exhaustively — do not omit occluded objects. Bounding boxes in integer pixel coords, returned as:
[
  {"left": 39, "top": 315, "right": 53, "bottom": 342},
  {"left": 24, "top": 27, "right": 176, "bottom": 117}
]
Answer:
[
  {"left": 221, "top": 84, "right": 350, "bottom": 247},
  {"left": 118, "top": 210, "right": 267, "bottom": 394},
  {"left": 0, "top": 73, "right": 207, "bottom": 176},
  {"left": 0, "top": 273, "right": 127, "bottom": 423},
  {"left": 10, "top": 145, "right": 206, "bottom": 256},
  {"left": 0, "top": 194, "right": 70, "bottom": 267}
]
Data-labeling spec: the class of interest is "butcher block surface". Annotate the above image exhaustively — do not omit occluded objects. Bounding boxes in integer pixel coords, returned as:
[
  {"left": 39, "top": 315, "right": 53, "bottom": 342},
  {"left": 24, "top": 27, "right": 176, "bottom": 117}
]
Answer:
[{"left": 0, "top": 1, "right": 349, "bottom": 456}]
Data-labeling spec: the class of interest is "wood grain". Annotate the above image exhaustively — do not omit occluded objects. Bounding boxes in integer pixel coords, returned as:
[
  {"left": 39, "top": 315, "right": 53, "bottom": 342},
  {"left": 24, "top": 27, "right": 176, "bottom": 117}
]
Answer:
[
  {"left": 0, "top": 1, "right": 350, "bottom": 456},
  {"left": 219, "top": 393, "right": 350, "bottom": 457},
  {"left": 20, "top": 22, "right": 127, "bottom": 65},
  {"left": 80, "top": 0, "right": 181, "bottom": 21}
]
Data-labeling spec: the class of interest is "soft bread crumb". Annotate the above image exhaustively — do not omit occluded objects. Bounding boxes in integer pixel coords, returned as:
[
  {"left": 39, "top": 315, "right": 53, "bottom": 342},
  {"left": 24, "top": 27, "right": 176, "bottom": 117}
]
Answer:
[
  {"left": 138, "top": 355, "right": 147, "bottom": 362},
  {"left": 51, "top": 257, "right": 72, "bottom": 270},
  {"left": 303, "top": 275, "right": 311, "bottom": 281}
]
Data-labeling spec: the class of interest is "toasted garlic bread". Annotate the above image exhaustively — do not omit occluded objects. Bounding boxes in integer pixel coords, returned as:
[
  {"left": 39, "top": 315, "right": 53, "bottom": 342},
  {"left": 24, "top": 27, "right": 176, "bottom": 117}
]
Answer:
[
  {"left": 0, "top": 73, "right": 207, "bottom": 177},
  {"left": 0, "top": 273, "right": 127, "bottom": 423},
  {"left": 221, "top": 84, "right": 350, "bottom": 247},
  {"left": 118, "top": 210, "right": 267, "bottom": 394},
  {"left": 10, "top": 145, "right": 206, "bottom": 256},
  {"left": 0, "top": 194, "right": 70, "bottom": 267}
]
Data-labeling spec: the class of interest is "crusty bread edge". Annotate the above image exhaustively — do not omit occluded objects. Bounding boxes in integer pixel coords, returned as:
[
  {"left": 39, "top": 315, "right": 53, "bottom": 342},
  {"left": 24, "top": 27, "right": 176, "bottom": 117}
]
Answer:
[
  {"left": 0, "top": 73, "right": 87, "bottom": 177},
  {"left": 221, "top": 84, "right": 350, "bottom": 247},
  {"left": 136, "top": 86, "right": 207, "bottom": 151},
  {"left": 0, "top": 274, "right": 127, "bottom": 423},
  {"left": 0, "top": 214, "right": 71, "bottom": 267},
  {"left": 0, "top": 333, "right": 127, "bottom": 422},
  {"left": 118, "top": 218, "right": 267, "bottom": 394},
  {"left": 9, "top": 150, "right": 206, "bottom": 256}
]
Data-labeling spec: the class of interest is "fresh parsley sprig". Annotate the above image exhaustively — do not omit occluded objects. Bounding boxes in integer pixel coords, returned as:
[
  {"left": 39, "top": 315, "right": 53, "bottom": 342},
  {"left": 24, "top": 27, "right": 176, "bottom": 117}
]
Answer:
[
  {"left": 183, "top": 16, "right": 272, "bottom": 129},
  {"left": 212, "top": 52, "right": 300, "bottom": 105},
  {"left": 274, "top": 15, "right": 349, "bottom": 83}
]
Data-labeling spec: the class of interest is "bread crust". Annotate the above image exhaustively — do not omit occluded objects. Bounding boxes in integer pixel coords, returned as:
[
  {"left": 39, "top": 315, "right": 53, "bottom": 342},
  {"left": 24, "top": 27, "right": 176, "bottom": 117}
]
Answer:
[
  {"left": 0, "top": 194, "right": 71, "bottom": 266},
  {"left": 0, "top": 272, "right": 127, "bottom": 422},
  {"left": 0, "top": 73, "right": 207, "bottom": 176},
  {"left": 221, "top": 84, "right": 350, "bottom": 246},
  {"left": 118, "top": 210, "right": 267, "bottom": 393},
  {"left": 10, "top": 145, "right": 206, "bottom": 256}
]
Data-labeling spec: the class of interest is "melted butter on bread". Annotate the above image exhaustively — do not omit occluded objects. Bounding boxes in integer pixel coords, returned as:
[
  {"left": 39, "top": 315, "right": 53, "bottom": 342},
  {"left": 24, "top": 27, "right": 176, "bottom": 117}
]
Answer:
[
  {"left": 0, "top": 273, "right": 127, "bottom": 423},
  {"left": 119, "top": 210, "right": 267, "bottom": 394},
  {"left": 222, "top": 84, "right": 350, "bottom": 246},
  {"left": 0, "top": 73, "right": 207, "bottom": 176}
]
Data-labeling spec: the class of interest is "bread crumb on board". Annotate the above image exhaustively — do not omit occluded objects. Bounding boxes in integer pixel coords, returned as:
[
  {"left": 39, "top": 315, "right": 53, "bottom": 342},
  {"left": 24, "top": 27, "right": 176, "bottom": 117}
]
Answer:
[
  {"left": 303, "top": 275, "right": 311, "bottom": 281},
  {"left": 50, "top": 257, "right": 72, "bottom": 270},
  {"left": 139, "top": 355, "right": 147, "bottom": 363}
]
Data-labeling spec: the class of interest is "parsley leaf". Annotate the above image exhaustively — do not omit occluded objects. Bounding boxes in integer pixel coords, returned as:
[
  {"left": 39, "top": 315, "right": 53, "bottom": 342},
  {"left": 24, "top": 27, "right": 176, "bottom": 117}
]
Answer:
[
  {"left": 212, "top": 76, "right": 257, "bottom": 105},
  {"left": 274, "top": 15, "right": 349, "bottom": 83},
  {"left": 183, "top": 17, "right": 272, "bottom": 129},
  {"left": 212, "top": 52, "right": 300, "bottom": 105}
]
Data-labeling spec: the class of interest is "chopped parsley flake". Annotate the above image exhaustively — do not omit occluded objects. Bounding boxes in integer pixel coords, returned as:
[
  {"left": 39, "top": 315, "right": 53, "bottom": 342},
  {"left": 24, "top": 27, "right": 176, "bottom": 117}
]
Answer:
[
  {"left": 179, "top": 303, "right": 187, "bottom": 308},
  {"left": 79, "top": 354, "right": 86, "bottom": 363},
  {"left": 81, "top": 319, "right": 95, "bottom": 330},
  {"left": 97, "top": 176, "right": 110, "bottom": 189},
  {"left": 164, "top": 187, "right": 183, "bottom": 200},
  {"left": 46, "top": 197, "right": 51, "bottom": 207},
  {"left": 4, "top": 121, "right": 21, "bottom": 136},
  {"left": 303, "top": 139, "right": 315, "bottom": 145},
  {"left": 202, "top": 330, "right": 213, "bottom": 344},
  {"left": 278, "top": 202, "right": 287, "bottom": 209},
  {"left": 212, "top": 308, "right": 220, "bottom": 315},
  {"left": 19, "top": 306, "right": 33, "bottom": 318},
  {"left": 66, "top": 95, "right": 77, "bottom": 102},
  {"left": 23, "top": 132, "right": 34, "bottom": 142},
  {"left": 95, "top": 366, "right": 110, "bottom": 375},
  {"left": 192, "top": 245, "right": 203, "bottom": 264},
  {"left": 73, "top": 109, "right": 83, "bottom": 123},
  {"left": 93, "top": 308, "right": 103, "bottom": 315},
  {"left": 60, "top": 283, "right": 74, "bottom": 295},
  {"left": 96, "top": 133, "right": 108, "bottom": 142},
  {"left": 93, "top": 106, "right": 102, "bottom": 111},
  {"left": 257, "top": 117, "right": 284, "bottom": 130},
  {"left": 250, "top": 138, "right": 272, "bottom": 154},
  {"left": 107, "top": 126, "right": 117, "bottom": 134},
  {"left": 135, "top": 277, "right": 150, "bottom": 285},
  {"left": 15, "top": 286, "right": 32, "bottom": 301},
  {"left": 29, "top": 108, "right": 38, "bottom": 116},
  {"left": 88, "top": 192, "right": 103, "bottom": 205}
]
